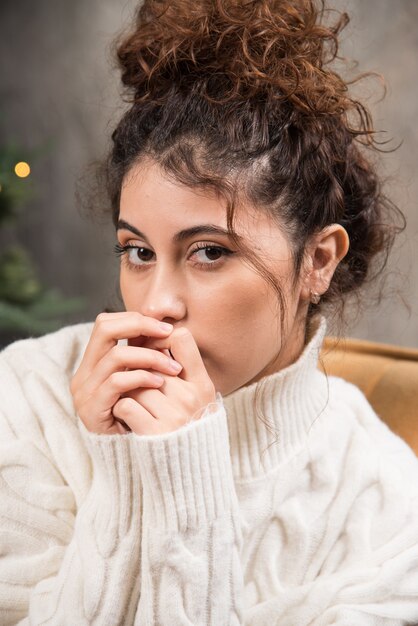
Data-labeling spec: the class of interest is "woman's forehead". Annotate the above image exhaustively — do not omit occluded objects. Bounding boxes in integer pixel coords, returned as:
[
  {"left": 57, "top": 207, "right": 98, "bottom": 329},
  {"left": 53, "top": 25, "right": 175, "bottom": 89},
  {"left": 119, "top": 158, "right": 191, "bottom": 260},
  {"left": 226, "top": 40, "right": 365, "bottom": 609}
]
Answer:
[{"left": 120, "top": 161, "right": 286, "bottom": 244}]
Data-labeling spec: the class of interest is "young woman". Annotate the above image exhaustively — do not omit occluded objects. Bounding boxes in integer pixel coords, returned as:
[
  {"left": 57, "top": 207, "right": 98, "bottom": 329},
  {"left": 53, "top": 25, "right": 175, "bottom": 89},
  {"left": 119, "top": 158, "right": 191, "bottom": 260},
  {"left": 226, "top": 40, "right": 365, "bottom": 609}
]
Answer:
[{"left": 1, "top": 1, "right": 418, "bottom": 624}]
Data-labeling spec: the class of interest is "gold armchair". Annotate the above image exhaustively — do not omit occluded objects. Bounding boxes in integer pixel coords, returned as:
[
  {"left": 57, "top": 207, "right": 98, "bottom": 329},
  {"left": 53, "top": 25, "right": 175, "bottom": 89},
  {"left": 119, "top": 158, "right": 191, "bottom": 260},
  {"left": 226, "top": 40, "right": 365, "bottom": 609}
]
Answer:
[{"left": 320, "top": 336, "right": 418, "bottom": 456}]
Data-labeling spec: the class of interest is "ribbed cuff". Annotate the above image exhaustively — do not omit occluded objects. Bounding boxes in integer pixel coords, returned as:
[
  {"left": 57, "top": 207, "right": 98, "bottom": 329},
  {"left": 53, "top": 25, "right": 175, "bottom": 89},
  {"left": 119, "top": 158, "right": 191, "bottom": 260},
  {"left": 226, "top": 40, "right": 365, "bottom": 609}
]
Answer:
[
  {"left": 133, "top": 401, "right": 237, "bottom": 532},
  {"left": 77, "top": 419, "right": 142, "bottom": 557}
]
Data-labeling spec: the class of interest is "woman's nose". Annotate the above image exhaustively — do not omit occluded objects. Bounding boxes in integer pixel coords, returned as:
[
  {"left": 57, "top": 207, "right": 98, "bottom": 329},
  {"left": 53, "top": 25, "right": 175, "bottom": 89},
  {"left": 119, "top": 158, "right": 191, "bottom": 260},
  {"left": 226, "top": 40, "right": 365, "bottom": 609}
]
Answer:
[{"left": 140, "top": 269, "right": 187, "bottom": 323}]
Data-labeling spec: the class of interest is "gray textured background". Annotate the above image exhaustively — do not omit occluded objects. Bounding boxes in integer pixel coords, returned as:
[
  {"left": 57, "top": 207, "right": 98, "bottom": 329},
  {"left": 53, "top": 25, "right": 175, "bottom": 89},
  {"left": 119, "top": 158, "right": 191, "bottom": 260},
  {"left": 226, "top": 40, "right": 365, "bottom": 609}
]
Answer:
[{"left": 0, "top": 0, "right": 417, "bottom": 346}]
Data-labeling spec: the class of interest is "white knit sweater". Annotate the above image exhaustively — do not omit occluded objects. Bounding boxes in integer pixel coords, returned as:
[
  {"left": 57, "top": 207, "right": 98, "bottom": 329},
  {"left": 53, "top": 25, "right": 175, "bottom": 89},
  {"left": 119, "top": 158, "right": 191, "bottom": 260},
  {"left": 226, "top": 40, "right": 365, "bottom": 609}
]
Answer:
[{"left": 1, "top": 316, "right": 418, "bottom": 626}]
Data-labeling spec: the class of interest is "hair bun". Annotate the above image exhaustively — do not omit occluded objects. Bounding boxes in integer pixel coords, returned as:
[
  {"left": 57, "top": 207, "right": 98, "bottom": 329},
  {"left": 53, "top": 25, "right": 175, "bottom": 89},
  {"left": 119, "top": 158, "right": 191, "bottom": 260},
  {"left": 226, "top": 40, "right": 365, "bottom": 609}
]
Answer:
[{"left": 116, "top": 0, "right": 350, "bottom": 114}]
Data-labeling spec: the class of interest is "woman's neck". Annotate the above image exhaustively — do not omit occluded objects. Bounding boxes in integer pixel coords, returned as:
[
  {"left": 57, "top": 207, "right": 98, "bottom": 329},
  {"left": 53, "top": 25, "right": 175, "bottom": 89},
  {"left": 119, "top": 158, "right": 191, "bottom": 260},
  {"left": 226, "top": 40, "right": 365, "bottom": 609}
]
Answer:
[
  {"left": 222, "top": 315, "right": 328, "bottom": 479},
  {"left": 242, "top": 309, "right": 309, "bottom": 389}
]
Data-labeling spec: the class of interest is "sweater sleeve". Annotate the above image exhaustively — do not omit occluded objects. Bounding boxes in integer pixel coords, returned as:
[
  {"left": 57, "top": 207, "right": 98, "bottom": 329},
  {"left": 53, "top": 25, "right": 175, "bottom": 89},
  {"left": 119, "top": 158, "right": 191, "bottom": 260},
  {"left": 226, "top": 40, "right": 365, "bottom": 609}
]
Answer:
[
  {"left": 0, "top": 348, "right": 144, "bottom": 625},
  {"left": 0, "top": 339, "right": 244, "bottom": 625},
  {"left": 245, "top": 513, "right": 418, "bottom": 626},
  {"left": 131, "top": 399, "right": 244, "bottom": 626},
  {"left": 244, "top": 386, "right": 418, "bottom": 626}
]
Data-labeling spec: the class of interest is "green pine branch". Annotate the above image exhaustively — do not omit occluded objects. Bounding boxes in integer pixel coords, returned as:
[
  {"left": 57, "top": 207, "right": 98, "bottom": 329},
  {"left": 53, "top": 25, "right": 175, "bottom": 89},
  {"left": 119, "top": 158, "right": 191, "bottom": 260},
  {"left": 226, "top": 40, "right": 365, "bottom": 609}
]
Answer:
[
  {"left": 0, "top": 143, "right": 87, "bottom": 338},
  {"left": 0, "top": 143, "right": 34, "bottom": 224},
  {"left": 0, "top": 291, "right": 85, "bottom": 334}
]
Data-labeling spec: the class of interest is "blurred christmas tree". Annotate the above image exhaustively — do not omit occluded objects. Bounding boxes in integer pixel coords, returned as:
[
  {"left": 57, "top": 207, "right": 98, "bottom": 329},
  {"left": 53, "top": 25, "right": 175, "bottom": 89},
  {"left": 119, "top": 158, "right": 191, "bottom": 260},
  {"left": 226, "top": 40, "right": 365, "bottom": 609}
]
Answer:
[{"left": 0, "top": 143, "right": 85, "bottom": 344}]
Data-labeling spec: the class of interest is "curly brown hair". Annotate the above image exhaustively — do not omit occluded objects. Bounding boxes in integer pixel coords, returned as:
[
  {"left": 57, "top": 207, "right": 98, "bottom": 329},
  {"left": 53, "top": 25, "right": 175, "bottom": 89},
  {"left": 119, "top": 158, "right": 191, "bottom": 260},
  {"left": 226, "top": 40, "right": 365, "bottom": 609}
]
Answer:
[{"left": 101, "top": 0, "right": 404, "bottom": 329}]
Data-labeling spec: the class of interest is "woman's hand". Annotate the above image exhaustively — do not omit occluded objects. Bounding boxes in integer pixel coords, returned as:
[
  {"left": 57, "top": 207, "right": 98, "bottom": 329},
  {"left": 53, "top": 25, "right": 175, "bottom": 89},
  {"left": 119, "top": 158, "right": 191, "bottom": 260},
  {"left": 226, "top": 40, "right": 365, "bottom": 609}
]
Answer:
[
  {"left": 70, "top": 311, "right": 216, "bottom": 436},
  {"left": 114, "top": 326, "right": 217, "bottom": 436},
  {"left": 70, "top": 312, "right": 185, "bottom": 435}
]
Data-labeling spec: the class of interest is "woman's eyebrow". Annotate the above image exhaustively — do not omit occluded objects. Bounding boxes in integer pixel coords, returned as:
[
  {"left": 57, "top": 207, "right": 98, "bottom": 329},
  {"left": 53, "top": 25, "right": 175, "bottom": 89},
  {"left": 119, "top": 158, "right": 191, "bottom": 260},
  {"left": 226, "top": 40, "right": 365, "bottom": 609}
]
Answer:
[{"left": 117, "top": 219, "right": 237, "bottom": 242}]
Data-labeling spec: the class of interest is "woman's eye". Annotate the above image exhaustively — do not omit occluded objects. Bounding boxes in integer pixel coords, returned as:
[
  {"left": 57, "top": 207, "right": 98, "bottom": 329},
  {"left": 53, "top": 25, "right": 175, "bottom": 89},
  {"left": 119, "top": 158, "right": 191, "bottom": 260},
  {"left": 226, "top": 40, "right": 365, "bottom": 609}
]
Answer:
[
  {"left": 127, "top": 247, "right": 154, "bottom": 265},
  {"left": 193, "top": 246, "right": 224, "bottom": 263},
  {"left": 114, "top": 243, "right": 155, "bottom": 268},
  {"left": 114, "top": 242, "right": 233, "bottom": 271},
  {"left": 191, "top": 245, "right": 233, "bottom": 267}
]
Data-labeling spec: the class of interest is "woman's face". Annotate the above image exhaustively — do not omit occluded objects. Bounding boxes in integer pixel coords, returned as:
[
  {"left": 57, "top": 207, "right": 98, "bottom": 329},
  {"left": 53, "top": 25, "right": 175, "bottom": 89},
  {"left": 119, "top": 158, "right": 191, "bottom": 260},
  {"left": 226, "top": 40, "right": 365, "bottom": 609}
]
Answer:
[{"left": 118, "top": 160, "right": 308, "bottom": 395}]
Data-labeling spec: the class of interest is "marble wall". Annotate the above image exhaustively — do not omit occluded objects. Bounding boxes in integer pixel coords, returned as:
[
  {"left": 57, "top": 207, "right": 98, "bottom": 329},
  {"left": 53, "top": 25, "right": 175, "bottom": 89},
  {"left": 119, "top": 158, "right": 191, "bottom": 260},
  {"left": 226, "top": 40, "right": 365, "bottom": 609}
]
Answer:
[{"left": 1, "top": 0, "right": 417, "bottom": 345}]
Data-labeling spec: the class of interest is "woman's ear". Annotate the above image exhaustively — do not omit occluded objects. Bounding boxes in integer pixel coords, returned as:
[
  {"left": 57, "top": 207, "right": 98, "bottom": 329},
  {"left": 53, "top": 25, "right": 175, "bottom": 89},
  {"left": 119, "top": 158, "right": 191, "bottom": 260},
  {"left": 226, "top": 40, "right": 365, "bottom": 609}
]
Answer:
[{"left": 301, "top": 224, "right": 350, "bottom": 301}]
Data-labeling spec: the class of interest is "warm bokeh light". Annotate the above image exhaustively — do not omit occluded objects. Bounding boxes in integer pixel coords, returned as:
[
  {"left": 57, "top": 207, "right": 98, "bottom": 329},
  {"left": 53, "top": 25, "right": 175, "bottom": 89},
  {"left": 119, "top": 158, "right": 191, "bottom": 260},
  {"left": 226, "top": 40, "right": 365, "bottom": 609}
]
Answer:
[{"left": 14, "top": 161, "right": 31, "bottom": 178}]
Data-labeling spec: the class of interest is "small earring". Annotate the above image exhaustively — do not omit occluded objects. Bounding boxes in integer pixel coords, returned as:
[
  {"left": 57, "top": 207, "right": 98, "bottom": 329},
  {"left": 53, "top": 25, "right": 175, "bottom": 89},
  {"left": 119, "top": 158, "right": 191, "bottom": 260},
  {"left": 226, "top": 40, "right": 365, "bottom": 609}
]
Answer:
[{"left": 310, "top": 291, "right": 321, "bottom": 305}]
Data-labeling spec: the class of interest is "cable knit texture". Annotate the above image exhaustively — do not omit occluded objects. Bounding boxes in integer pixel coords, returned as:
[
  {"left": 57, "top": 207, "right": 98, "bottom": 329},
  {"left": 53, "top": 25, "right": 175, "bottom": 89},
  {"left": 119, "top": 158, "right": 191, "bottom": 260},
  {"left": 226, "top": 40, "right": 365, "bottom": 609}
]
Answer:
[{"left": 1, "top": 317, "right": 418, "bottom": 625}]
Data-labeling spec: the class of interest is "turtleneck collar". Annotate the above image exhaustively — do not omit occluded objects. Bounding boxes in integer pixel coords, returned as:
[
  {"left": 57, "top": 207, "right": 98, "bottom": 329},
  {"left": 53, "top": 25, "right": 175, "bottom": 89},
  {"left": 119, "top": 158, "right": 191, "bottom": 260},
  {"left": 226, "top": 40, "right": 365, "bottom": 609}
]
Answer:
[{"left": 222, "top": 315, "right": 329, "bottom": 481}]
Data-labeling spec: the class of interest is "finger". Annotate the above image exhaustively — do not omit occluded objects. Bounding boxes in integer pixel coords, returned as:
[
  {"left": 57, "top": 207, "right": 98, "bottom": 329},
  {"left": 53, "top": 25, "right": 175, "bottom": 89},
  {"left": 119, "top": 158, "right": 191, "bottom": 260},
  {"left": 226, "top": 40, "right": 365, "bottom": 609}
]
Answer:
[
  {"left": 77, "top": 345, "right": 182, "bottom": 399},
  {"left": 76, "top": 370, "right": 165, "bottom": 432},
  {"left": 127, "top": 386, "right": 175, "bottom": 418},
  {"left": 168, "top": 328, "right": 209, "bottom": 383},
  {"left": 79, "top": 312, "right": 173, "bottom": 377},
  {"left": 124, "top": 389, "right": 183, "bottom": 434},
  {"left": 112, "top": 397, "right": 162, "bottom": 436}
]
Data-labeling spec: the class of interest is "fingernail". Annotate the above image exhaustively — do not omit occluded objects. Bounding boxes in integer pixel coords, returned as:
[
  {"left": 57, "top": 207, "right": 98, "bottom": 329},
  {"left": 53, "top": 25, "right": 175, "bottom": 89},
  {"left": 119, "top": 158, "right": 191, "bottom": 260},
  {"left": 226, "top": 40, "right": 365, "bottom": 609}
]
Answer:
[
  {"left": 169, "top": 360, "right": 183, "bottom": 373},
  {"left": 159, "top": 322, "right": 173, "bottom": 332}
]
